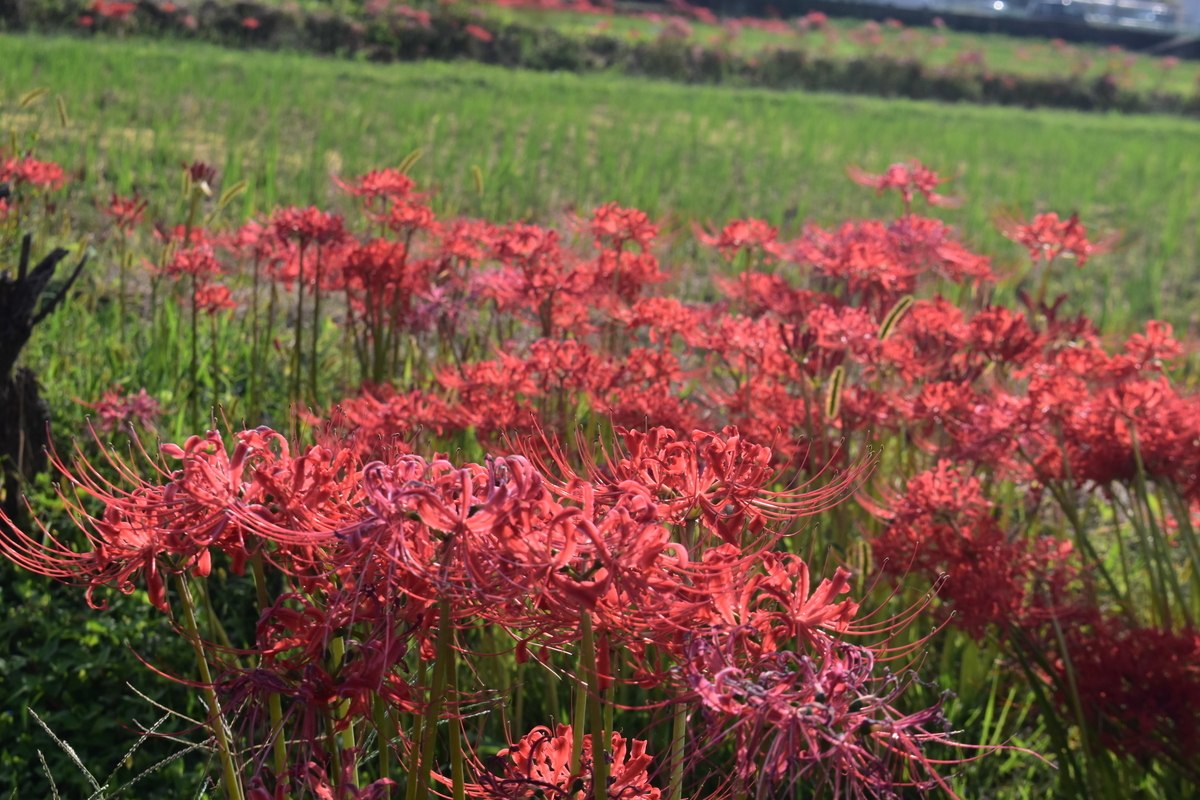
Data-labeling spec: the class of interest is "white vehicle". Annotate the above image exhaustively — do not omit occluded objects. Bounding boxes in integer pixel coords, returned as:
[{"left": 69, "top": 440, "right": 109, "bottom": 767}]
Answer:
[{"left": 1030, "top": 0, "right": 1178, "bottom": 26}]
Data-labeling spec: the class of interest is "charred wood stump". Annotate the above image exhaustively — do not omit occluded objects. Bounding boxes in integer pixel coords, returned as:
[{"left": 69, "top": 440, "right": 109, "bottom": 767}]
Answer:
[{"left": 1, "top": 233, "right": 87, "bottom": 523}]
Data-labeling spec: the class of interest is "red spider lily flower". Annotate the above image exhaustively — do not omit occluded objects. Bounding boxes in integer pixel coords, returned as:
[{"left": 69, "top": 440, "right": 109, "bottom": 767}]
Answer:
[
  {"left": 154, "top": 222, "right": 211, "bottom": 248},
  {"left": 521, "top": 338, "right": 616, "bottom": 398},
  {"left": 713, "top": 270, "right": 816, "bottom": 319},
  {"left": 683, "top": 633, "right": 979, "bottom": 800},
  {"left": 191, "top": 281, "right": 237, "bottom": 315},
  {"left": 160, "top": 1, "right": 177, "bottom": 11},
  {"left": 690, "top": 549, "right": 862, "bottom": 648},
  {"left": 887, "top": 214, "right": 994, "bottom": 284},
  {"left": 868, "top": 459, "right": 990, "bottom": 527},
  {"left": 380, "top": 195, "right": 438, "bottom": 234},
  {"left": 3, "top": 468, "right": 161, "bottom": 612},
  {"left": 92, "top": 0, "right": 136, "bottom": 19},
  {"left": 995, "top": 210, "right": 1118, "bottom": 267},
  {"left": 102, "top": 192, "right": 148, "bottom": 234},
  {"left": 355, "top": 452, "right": 599, "bottom": 616},
  {"left": 466, "top": 725, "right": 662, "bottom": 800},
  {"left": 845, "top": 159, "right": 961, "bottom": 211},
  {"left": 348, "top": 427, "right": 769, "bottom": 642},
  {"left": 272, "top": 206, "right": 348, "bottom": 249},
  {"left": 695, "top": 218, "right": 777, "bottom": 261},
  {"left": 465, "top": 23, "right": 494, "bottom": 42},
  {"left": 79, "top": 14, "right": 94, "bottom": 24},
  {"left": 967, "top": 305, "right": 1041, "bottom": 366},
  {"left": 781, "top": 220, "right": 911, "bottom": 301},
  {"left": 865, "top": 461, "right": 1076, "bottom": 636},
  {"left": 525, "top": 425, "right": 871, "bottom": 541},
  {"left": 225, "top": 218, "right": 294, "bottom": 266},
  {"left": 0, "top": 426, "right": 366, "bottom": 614},
  {"left": 594, "top": 347, "right": 702, "bottom": 432},
  {"left": 321, "top": 385, "right": 450, "bottom": 458},
  {"left": 586, "top": 249, "right": 666, "bottom": 305},
  {"left": 0, "top": 484, "right": 176, "bottom": 612},
  {"left": 877, "top": 295, "right": 971, "bottom": 383},
  {"left": 334, "top": 168, "right": 417, "bottom": 204},
  {"left": 342, "top": 238, "right": 431, "bottom": 297},
  {"left": 620, "top": 296, "right": 706, "bottom": 345},
  {"left": 1124, "top": 320, "right": 1182, "bottom": 371},
  {"left": 341, "top": 237, "right": 436, "bottom": 360},
  {"left": 0, "top": 155, "right": 68, "bottom": 190},
  {"left": 778, "top": 217, "right": 992, "bottom": 314},
  {"left": 435, "top": 356, "right": 539, "bottom": 435},
  {"left": 479, "top": 223, "right": 592, "bottom": 337},
  {"left": 241, "top": 16, "right": 261, "bottom": 28},
  {"left": 1061, "top": 615, "right": 1200, "bottom": 762},
  {"left": 588, "top": 202, "right": 658, "bottom": 251},
  {"left": 162, "top": 244, "right": 224, "bottom": 280},
  {"left": 78, "top": 387, "right": 161, "bottom": 434},
  {"left": 437, "top": 217, "right": 498, "bottom": 264},
  {"left": 808, "top": 303, "right": 878, "bottom": 358}
]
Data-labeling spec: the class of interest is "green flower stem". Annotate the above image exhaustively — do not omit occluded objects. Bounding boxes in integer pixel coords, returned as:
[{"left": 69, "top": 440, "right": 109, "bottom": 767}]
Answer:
[
  {"left": 1131, "top": 426, "right": 1193, "bottom": 628},
  {"left": 405, "top": 657, "right": 427, "bottom": 800},
  {"left": 309, "top": 246, "right": 323, "bottom": 406},
  {"left": 570, "top": 653, "right": 587, "bottom": 775},
  {"left": 415, "top": 600, "right": 453, "bottom": 800},
  {"left": 190, "top": 272, "right": 200, "bottom": 429},
  {"left": 544, "top": 651, "right": 561, "bottom": 727},
  {"left": 251, "top": 553, "right": 289, "bottom": 794},
  {"left": 512, "top": 657, "right": 524, "bottom": 745},
  {"left": 174, "top": 573, "right": 244, "bottom": 800},
  {"left": 374, "top": 694, "right": 392, "bottom": 795},
  {"left": 290, "top": 244, "right": 306, "bottom": 416},
  {"left": 328, "top": 635, "right": 359, "bottom": 784},
  {"left": 447, "top": 626, "right": 466, "bottom": 800},
  {"left": 668, "top": 702, "right": 687, "bottom": 800},
  {"left": 118, "top": 238, "right": 128, "bottom": 343},
  {"left": 184, "top": 185, "right": 203, "bottom": 429},
  {"left": 602, "top": 651, "right": 614, "bottom": 755},
  {"left": 581, "top": 611, "right": 607, "bottom": 800}
]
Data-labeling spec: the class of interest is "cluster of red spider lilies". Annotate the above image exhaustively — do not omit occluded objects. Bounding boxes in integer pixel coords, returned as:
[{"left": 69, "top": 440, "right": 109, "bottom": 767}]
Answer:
[{"left": 3, "top": 150, "right": 1199, "bottom": 799}]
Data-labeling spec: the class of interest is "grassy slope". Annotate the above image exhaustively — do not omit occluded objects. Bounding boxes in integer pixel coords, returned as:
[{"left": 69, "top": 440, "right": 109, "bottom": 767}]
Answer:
[
  {"left": 480, "top": 5, "right": 1200, "bottom": 95},
  {"left": 3, "top": 33, "right": 1200, "bottom": 328},
  {"left": 227, "top": 0, "right": 1200, "bottom": 95}
]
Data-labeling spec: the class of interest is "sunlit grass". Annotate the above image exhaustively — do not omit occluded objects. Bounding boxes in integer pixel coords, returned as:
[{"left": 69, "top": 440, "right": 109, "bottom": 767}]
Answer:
[{"left": 6, "top": 35, "right": 1199, "bottom": 329}]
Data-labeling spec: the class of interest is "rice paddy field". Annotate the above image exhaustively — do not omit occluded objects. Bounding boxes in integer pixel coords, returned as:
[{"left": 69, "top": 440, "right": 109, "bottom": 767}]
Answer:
[
  {"left": 4, "top": 33, "right": 1200, "bottom": 329},
  {"left": 4, "top": 28, "right": 1200, "bottom": 800}
]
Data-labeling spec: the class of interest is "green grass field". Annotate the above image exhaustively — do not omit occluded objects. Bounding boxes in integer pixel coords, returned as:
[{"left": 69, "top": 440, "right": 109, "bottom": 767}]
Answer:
[{"left": 4, "top": 32, "right": 1200, "bottom": 331}]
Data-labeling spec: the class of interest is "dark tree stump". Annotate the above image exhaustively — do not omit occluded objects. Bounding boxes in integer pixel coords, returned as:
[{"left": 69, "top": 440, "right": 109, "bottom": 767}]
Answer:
[{"left": 0, "top": 234, "right": 86, "bottom": 523}]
